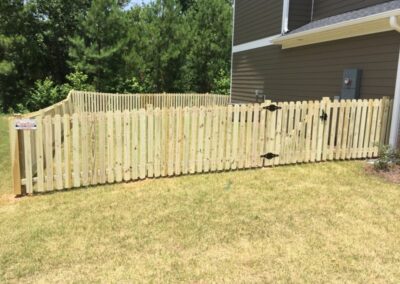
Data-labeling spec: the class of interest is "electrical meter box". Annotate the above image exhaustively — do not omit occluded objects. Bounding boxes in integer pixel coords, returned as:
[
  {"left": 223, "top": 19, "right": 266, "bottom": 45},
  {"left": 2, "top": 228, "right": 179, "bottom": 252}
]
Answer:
[{"left": 341, "top": 68, "right": 362, "bottom": 99}]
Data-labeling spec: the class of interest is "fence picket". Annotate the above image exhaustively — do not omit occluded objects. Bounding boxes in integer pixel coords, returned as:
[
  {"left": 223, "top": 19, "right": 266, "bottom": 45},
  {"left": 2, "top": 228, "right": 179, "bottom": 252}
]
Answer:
[
  {"left": 245, "top": 104, "right": 253, "bottom": 168},
  {"left": 44, "top": 115, "right": 54, "bottom": 191},
  {"left": 98, "top": 112, "right": 106, "bottom": 184},
  {"left": 123, "top": 110, "right": 131, "bottom": 181},
  {"left": 54, "top": 115, "right": 63, "bottom": 190},
  {"left": 197, "top": 107, "right": 205, "bottom": 172},
  {"left": 35, "top": 117, "right": 45, "bottom": 192},
  {"left": 154, "top": 108, "right": 162, "bottom": 177},
  {"left": 189, "top": 107, "right": 198, "bottom": 174}
]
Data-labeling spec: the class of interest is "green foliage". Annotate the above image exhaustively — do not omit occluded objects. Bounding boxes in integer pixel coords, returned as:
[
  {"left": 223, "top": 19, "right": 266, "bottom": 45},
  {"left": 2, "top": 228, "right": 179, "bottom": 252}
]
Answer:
[
  {"left": 212, "top": 69, "right": 231, "bottom": 95},
  {"left": 68, "top": 0, "right": 127, "bottom": 91},
  {"left": 28, "top": 70, "right": 93, "bottom": 111},
  {"left": 28, "top": 78, "right": 63, "bottom": 111},
  {"left": 0, "top": 0, "right": 233, "bottom": 112},
  {"left": 374, "top": 145, "right": 400, "bottom": 171},
  {"left": 181, "top": 0, "right": 232, "bottom": 93},
  {"left": 61, "top": 70, "right": 95, "bottom": 94}
]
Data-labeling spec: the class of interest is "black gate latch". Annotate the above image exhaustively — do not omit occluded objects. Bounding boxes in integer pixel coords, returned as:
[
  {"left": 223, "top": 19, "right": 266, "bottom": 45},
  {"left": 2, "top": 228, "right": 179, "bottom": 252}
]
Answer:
[
  {"left": 320, "top": 110, "right": 328, "bottom": 121},
  {"left": 260, "top": 153, "right": 279, "bottom": 160},
  {"left": 263, "top": 104, "right": 282, "bottom": 112}
]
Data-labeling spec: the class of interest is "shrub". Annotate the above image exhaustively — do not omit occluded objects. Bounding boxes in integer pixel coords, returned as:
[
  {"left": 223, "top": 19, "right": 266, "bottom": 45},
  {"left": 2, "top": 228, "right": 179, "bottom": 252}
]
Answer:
[
  {"left": 212, "top": 69, "right": 230, "bottom": 96},
  {"left": 374, "top": 144, "right": 399, "bottom": 171},
  {"left": 27, "top": 78, "right": 62, "bottom": 111}
]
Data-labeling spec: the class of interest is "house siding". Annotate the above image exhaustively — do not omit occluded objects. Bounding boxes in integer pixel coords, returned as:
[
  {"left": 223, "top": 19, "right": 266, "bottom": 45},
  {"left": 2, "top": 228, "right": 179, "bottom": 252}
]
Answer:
[
  {"left": 233, "top": 0, "right": 283, "bottom": 45},
  {"left": 312, "top": 0, "right": 392, "bottom": 20},
  {"left": 231, "top": 31, "right": 400, "bottom": 103},
  {"left": 288, "top": 0, "right": 313, "bottom": 31}
]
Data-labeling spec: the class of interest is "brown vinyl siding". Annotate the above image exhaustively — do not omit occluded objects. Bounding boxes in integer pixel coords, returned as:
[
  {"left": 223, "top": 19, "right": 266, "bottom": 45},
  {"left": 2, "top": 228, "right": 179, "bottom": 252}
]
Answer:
[
  {"left": 231, "top": 31, "right": 399, "bottom": 103},
  {"left": 233, "top": 0, "right": 283, "bottom": 45},
  {"left": 288, "top": 0, "right": 312, "bottom": 31},
  {"left": 312, "top": 0, "right": 391, "bottom": 20}
]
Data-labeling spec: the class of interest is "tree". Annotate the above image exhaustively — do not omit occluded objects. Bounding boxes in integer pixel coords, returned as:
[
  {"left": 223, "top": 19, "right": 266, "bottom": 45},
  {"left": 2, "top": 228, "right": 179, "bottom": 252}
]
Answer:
[
  {"left": 0, "top": 0, "right": 46, "bottom": 112},
  {"left": 68, "top": 0, "right": 127, "bottom": 92},
  {"left": 126, "top": 0, "right": 189, "bottom": 92},
  {"left": 30, "top": 0, "right": 92, "bottom": 83},
  {"left": 181, "top": 0, "right": 232, "bottom": 93}
]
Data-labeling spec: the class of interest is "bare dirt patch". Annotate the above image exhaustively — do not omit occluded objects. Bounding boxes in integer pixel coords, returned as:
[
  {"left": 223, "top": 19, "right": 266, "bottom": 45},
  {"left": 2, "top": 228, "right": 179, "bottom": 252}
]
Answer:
[{"left": 365, "top": 163, "right": 400, "bottom": 184}]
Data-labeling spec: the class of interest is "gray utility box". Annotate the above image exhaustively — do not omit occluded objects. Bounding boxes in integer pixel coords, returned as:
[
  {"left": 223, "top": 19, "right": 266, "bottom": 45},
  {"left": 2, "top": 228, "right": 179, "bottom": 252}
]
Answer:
[{"left": 341, "top": 68, "right": 362, "bottom": 100}]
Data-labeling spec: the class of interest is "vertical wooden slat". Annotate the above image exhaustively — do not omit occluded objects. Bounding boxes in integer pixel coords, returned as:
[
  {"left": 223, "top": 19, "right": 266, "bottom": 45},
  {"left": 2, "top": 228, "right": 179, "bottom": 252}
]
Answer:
[
  {"left": 44, "top": 115, "right": 54, "bottom": 191},
  {"left": 98, "top": 112, "right": 106, "bottom": 184},
  {"left": 123, "top": 110, "right": 131, "bottom": 181},
  {"left": 139, "top": 108, "right": 147, "bottom": 179},
  {"left": 357, "top": 100, "right": 368, "bottom": 159},
  {"left": 54, "top": 115, "right": 63, "bottom": 190},
  {"left": 35, "top": 116, "right": 45, "bottom": 192},
  {"left": 218, "top": 106, "right": 227, "bottom": 171},
  {"left": 72, "top": 113, "right": 80, "bottom": 187},
  {"left": 63, "top": 115, "right": 72, "bottom": 189},
  {"left": 154, "top": 108, "right": 162, "bottom": 177},
  {"left": 189, "top": 107, "right": 198, "bottom": 174},
  {"left": 210, "top": 106, "right": 219, "bottom": 172},
  {"left": 273, "top": 102, "right": 283, "bottom": 166},
  {"left": 225, "top": 105, "right": 233, "bottom": 170},
  {"left": 147, "top": 106, "right": 155, "bottom": 178},
  {"left": 321, "top": 98, "right": 331, "bottom": 161},
  {"left": 23, "top": 131, "right": 33, "bottom": 194},
  {"left": 81, "top": 112, "right": 89, "bottom": 186},
  {"left": 251, "top": 104, "right": 259, "bottom": 167},
  {"left": 328, "top": 100, "right": 339, "bottom": 160},
  {"left": 373, "top": 99, "right": 383, "bottom": 157},
  {"left": 107, "top": 111, "right": 115, "bottom": 183},
  {"left": 174, "top": 107, "right": 182, "bottom": 175},
  {"left": 238, "top": 104, "right": 247, "bottom": 169},
  {"left": 203, "top": 107, "right": 212, "bottom": 172},
  {"left": 131, "top": 110, "right": 139, "bottom": 180},
  {"left": 346, "top": 100, "right": 357, "bottom": 160},
  {"left": 352, "top": 100, "right": 363, "bottom": 159},
  {"left": 197, "top": 107, "right": 205, "bottom": 173},
  {"left": 231, "top": 105, "right": 240, "bottom": 170},
  {"left": 257, "top": 102, "right": 267, "bottom": 167},
  {"left": 182, "top": 107, "right": 191, "bottom": 174},
  {"left": 316, "top": 99, "right": 325, "bottom": 162},
  {"left": 340, "top": 101, "right": 351, "bottom": 160},
  {"left": 114, "top": 111, "right": 123, "bottom": 182},
  {"left": 168, "top": 108, "right": 175, "bottom": 176},
  {"left": 244, "top": 105, "right": 253, "bottom": 168}
]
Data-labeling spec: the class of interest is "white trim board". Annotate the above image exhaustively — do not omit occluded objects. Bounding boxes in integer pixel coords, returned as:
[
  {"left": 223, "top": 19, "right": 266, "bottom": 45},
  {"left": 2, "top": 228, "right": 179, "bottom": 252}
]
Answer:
[{"left": 232, "top": 34, "right": 281, "bottom": 53}]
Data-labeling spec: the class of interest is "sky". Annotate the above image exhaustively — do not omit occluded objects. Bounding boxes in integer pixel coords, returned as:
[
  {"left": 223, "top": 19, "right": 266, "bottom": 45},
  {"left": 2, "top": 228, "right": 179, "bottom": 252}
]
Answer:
[{"left": 125, "top": 0, "right": 153, "bottom": 10}]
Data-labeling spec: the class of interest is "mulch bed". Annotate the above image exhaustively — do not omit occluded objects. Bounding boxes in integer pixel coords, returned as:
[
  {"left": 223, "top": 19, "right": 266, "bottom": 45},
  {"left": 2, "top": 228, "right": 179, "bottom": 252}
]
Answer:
[{"left": 365, "top": 163, "right": 400, "bottom": 184}]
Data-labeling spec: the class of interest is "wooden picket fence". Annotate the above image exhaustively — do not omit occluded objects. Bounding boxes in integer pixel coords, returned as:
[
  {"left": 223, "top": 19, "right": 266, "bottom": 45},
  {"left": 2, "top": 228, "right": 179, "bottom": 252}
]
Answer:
[
  {"left": 9, "top": 93, "right": 392, "bottom": 196},
  {"left": 70, "top": 91, "right": 230, "bottom": 112}
]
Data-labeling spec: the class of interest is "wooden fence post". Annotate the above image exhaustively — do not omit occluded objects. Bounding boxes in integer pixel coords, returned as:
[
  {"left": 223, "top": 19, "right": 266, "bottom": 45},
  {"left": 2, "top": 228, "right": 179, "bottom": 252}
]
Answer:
[{"left": 9, "top": 114, "right": 23, "bottom": 196}]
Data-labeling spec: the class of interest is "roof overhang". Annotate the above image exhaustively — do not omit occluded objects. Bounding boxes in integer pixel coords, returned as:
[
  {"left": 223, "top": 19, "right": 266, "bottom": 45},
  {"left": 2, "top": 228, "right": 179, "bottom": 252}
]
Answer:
[{"left": 272, "top": 10, "right": 400, "bottom": 49}]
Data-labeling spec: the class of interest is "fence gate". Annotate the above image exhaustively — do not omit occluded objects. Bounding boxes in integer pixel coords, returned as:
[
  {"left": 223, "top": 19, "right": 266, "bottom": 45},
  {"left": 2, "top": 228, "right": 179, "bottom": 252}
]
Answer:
[{"left": 260, "top": 97, "right": 391, "bottom": 166}]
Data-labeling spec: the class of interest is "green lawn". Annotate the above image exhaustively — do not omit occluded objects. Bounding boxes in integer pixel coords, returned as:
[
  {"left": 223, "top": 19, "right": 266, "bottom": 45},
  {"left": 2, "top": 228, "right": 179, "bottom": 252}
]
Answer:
[{"left": 0, "top": 116, "right": 399, "bottom": 282}]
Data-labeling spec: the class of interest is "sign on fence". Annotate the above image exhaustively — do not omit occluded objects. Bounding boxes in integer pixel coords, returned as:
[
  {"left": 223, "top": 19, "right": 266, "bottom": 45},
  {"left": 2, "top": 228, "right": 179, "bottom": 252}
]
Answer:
[{"left": 15, "top": 119, "right": 37, "bottom": 130}]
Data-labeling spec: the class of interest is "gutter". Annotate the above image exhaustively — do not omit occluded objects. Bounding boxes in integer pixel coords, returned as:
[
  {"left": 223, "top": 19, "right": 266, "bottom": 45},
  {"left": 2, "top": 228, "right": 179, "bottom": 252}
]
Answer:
[{"left": 273, "top": 9, "right": 400, "bottom": 43}]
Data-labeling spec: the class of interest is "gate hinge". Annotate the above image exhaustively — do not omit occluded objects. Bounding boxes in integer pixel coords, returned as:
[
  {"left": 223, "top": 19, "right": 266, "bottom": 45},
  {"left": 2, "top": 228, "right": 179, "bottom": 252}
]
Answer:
[
  {"left": 260, "top": 153, "right": 279, "bottom": 160},
  {"left": 263, "top": 104, "right": 282, "bottom": 112},
  {"left": 320, "top": 110, "right": 328, "bottom": 121}
]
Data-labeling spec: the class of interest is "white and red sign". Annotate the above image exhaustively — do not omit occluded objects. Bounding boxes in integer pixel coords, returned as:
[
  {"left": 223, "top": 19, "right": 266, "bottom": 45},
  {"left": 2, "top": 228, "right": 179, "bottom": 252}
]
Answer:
[{"left": 15, "top": 119, "right": 37, "bottom": 130}]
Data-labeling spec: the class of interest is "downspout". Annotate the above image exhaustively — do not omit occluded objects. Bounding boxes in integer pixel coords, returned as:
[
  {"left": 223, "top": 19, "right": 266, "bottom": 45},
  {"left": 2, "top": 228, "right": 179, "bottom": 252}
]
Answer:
[
  {"left": 388, "top": 15, "right": 400, "bottom": 147},
  {"left": 282, "top": 0, "right": 290, "bottom": 34}
]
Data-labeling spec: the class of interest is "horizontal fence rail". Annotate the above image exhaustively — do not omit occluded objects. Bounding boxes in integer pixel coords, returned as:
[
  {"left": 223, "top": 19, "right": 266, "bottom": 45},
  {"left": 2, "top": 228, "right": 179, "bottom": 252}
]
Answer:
[{"left": 10, "top": 94, "right": 393, "bottom": 195}]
